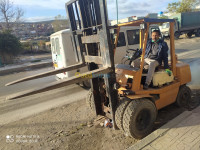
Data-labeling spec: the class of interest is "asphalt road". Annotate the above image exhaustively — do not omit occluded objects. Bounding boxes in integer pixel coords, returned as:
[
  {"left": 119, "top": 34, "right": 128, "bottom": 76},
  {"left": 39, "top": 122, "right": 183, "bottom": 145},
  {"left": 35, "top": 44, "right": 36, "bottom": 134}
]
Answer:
[
  {"left": 0, "top": 36, "right": 199, "bottom": 126},
  {"left": 173, "top": 37, "right": 200, "bottom": 88},
  {"left": 0, "top": 68, "right": 88, "bottom": 125}
]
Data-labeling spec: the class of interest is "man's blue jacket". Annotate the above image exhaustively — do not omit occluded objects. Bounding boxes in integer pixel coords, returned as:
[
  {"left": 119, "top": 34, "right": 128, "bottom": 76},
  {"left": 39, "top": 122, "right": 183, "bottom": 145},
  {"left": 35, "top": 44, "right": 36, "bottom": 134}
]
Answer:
[{"left": 144, "top": 39, "right": 169, "bottom": 69}]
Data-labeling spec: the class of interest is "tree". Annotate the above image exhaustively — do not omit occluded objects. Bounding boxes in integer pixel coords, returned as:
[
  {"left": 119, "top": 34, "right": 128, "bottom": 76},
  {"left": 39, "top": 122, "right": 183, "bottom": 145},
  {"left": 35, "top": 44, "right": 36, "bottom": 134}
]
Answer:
[
  {"left": 21, "top": 41, "right": 32, "bottom": 52},
  {"left": 0, "top": 0, "right": 24, "bottom": 31},
  {"left": 0, "top": 31, "right": 22, "bottom": 63},
  {"left": 167, "top": 0, "right": 200, "bottom": 13},
  {"left": 52, "top": 14, "right": 69, "bottom": 32}
]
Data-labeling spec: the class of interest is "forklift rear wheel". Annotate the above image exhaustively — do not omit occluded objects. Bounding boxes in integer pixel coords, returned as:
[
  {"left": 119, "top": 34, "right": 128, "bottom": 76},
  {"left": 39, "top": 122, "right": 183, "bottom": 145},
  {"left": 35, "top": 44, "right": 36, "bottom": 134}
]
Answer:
[
  {"left": 123, "top": 99, "right": 157, "bottom": 139},
  {"left": 175, "top": 85, "right": 194, "bottom": 109},
  {"left": 115, "top": 98, "right": 131, "bottom": 130},
  {"left": 86, "top": 89, "right": 95, "bottom": 111}
]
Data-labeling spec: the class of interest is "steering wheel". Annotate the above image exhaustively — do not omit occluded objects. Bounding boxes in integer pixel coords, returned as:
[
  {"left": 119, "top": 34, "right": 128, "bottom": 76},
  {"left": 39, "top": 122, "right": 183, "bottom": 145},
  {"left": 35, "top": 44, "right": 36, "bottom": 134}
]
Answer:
[
  {"left": 129, "top": 48, "right": 142, "bottom": 65},
  {"left": 121, "top": 49, "right": 140, "bottom": 65},
  {"left": 126, "top": 49, "right": 137, "bottom": 53}
]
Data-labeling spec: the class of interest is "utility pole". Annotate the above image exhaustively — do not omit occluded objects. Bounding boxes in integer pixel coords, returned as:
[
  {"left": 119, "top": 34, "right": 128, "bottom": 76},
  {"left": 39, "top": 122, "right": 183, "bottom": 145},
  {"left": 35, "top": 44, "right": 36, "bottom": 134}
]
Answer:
[{"left": 116, "top": 0, "right": 118, "bottom": 24}]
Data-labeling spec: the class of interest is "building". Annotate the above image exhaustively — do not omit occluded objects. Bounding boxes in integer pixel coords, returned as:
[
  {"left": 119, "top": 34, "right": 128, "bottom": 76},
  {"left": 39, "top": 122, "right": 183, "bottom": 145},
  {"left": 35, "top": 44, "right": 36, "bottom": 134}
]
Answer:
[
  {"left": 0, "top": 20, "right": 69, "bottom": 40},
  {"left": 110, "top": 13, "right": 158, "bottom": 26}
]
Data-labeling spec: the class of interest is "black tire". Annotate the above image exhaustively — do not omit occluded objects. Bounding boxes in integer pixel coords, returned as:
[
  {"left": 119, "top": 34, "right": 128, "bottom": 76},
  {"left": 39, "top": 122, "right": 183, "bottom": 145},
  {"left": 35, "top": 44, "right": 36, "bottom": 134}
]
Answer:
[
  {"left": 174, "top": 32, "right": 180, "bottom": 40},
  {"left": 123, "top": 99, "right": 157, "bottom": 139},
  {"left": 185, "top": 32, "right": 193, "bottom": 38},
  {"left": 175, "top": 85, "right": 196, "bottom": 110},
  {"left": 195, "top": 29, "right": 200, "bottom": 37},
  {"left": 82, "top": 80, "right": 91, "bottom": 88},
  {"left": 115, "top": 98, "right": 131, "bottom": 130},
  {"left": 86, "top": 89, "right": 95, "bottom": 111}
]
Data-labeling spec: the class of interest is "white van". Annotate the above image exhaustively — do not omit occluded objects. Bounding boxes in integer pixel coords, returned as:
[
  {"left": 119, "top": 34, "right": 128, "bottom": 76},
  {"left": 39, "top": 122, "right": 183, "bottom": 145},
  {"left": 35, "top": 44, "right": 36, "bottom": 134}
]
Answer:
[{"left": 50, "top": 25, "right": 161, "bottom": 86}]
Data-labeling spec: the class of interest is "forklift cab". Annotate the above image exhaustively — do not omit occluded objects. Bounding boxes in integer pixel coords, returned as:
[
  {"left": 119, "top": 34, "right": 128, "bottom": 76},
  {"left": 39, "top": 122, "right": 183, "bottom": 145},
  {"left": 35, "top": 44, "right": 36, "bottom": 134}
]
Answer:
[
  {"left": 114, "top": 18, "right": 191, "bottom": 108},
  {"left": 112, "top": 24, "right": 162, "bottom": 64},
  {"left": 115, "top": 18, "right": 176, "bottom": 89}
]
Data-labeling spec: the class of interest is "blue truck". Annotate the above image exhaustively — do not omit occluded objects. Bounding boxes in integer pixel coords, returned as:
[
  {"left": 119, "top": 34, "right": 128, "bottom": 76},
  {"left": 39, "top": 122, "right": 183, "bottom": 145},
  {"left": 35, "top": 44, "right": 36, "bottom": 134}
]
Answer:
[{"left": 161, "top": 11, "right": 200, "bottom": 39}]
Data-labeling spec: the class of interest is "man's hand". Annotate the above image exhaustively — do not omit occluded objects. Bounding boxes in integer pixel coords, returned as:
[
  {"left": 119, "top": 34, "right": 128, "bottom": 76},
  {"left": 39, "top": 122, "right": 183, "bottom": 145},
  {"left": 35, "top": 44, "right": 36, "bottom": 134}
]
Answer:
[{"left": 165, "top": 69, "right": 172, "bottom": 76}]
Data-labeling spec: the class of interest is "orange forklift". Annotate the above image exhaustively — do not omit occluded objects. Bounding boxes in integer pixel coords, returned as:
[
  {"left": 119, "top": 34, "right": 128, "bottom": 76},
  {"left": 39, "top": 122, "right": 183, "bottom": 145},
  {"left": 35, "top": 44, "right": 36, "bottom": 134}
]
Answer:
[
  {"left": 85, "top": 18, "right": 192, "bottom": 139},
  {"left": 6, "top": 0, "right": 193, "bottom": 139}
]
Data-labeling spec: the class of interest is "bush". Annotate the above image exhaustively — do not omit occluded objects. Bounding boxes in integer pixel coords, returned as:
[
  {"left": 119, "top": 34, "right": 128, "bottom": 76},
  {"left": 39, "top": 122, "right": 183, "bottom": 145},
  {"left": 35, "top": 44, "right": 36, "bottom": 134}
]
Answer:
[
  {"left": 0, "top": 31, "right": 22, "bottom": 56},
  {"left": 21, "top": 40, "right": 50, "bottom": 54},
  {"left": 21, "top": 42, "right": 32, "bottom": 51}
]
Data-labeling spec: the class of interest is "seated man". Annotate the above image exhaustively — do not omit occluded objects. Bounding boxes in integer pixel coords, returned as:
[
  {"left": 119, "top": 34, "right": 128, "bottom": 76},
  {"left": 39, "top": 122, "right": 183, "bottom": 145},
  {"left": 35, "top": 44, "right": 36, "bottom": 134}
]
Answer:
[{"left": 132, "top": 30, "right": 169, "bottom": 89}]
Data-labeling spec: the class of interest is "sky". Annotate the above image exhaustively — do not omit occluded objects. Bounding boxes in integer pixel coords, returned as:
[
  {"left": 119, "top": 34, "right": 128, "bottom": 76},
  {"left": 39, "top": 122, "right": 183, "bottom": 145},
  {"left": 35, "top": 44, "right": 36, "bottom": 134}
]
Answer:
[{"left": 12, "top": 0, "right": 179, "bottom": 22}]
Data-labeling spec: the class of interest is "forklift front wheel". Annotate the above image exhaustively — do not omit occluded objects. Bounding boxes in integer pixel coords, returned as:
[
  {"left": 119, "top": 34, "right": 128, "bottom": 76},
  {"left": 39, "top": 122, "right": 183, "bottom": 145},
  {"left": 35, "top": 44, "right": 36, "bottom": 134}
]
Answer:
[
  {"left": 123, "top": 99, "right": 157, "bottom": 139},
  {"left": 115, "top": 98, "right": 131, "bottom": 130}
]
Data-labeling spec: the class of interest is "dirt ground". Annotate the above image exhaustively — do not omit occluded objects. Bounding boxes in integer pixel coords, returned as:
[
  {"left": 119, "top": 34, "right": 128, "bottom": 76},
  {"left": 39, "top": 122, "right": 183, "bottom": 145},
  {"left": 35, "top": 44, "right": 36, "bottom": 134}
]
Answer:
[{"left": 0, "top": 88, "right": 199, "bottom": 150}]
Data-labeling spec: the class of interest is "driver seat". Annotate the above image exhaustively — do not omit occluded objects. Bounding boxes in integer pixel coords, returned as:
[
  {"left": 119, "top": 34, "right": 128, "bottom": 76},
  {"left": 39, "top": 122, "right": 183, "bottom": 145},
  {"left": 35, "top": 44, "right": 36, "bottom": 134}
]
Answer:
[{"left": 142, "top": 65, "right": 174, "bottom": 87}]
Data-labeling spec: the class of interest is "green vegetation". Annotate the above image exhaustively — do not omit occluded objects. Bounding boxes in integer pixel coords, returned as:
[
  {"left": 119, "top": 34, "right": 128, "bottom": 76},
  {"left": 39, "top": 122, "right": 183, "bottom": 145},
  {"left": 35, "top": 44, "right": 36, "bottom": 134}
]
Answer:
[
  {"left": 21, "top": 40, "right": 50, "bottom": 54},
  {"left": 0, "top": 31, "right": 22, "bottom": 55},
  {"left": 52, "top": 14, "right": 69, "bottom": 32},
  {"left": 0, "top": 31, "right": 22, "bottom": 64},
  {"left": 167, "top": 0, "right": 200, "bottom": 13},
  {"left": 21, "top": 41, "right": 32, "bottom": 51}
]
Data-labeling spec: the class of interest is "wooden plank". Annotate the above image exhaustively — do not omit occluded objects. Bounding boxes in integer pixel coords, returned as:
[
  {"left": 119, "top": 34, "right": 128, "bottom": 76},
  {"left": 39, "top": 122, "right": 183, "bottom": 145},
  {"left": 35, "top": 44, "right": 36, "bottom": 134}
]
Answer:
[
  {"left": 6, "top": 63, "right": 86, "bottom": 86},
  {"left": 85, "top": 56, "right": 103, "bottom": 64},
  {"left": 7, "top": 67, "right": 111, "bottom": 100},
  {"left": 81, "top": 35, "right": 100, "bottom": 44}
]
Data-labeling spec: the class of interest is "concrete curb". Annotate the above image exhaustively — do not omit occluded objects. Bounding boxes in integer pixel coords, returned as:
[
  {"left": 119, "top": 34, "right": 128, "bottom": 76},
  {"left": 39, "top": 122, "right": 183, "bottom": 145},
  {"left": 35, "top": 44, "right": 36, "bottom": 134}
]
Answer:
[
  {"left": 0, "top": 61, "right": 52, "bottom": 76},
  {"left": 127, "top": 110, "right": 193, "bottom": 150}
]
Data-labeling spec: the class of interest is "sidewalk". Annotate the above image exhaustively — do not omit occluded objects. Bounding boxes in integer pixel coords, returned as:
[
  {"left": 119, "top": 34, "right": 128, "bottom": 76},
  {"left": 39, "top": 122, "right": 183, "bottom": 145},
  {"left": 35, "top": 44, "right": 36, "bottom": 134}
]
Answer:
[
  {"left": 0, "top": 54, "right": 52, "bottom": 76},
  {"left": 128, "top": 106, "right": 200, "bottom": 150}
]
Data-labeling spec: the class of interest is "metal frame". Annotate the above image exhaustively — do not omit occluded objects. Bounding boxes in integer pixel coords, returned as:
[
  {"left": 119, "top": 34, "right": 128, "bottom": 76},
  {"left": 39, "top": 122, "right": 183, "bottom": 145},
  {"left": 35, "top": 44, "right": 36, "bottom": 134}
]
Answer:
[{"left": 66, "top": 0, "right": 118, "bottom": 123}]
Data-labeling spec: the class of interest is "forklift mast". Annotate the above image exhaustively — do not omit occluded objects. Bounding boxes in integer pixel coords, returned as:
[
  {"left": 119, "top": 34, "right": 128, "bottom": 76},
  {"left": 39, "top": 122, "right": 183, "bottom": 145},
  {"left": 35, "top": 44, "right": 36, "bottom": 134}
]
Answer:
[{"left": 66, "top": 0, "right": 118, "bottom": 122}]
